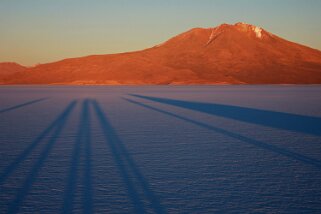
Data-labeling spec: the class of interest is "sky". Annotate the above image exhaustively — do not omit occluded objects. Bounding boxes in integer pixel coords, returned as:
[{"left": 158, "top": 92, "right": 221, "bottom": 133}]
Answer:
[{"left": 1, "top": 0, "right": 321, "bottom": 66}]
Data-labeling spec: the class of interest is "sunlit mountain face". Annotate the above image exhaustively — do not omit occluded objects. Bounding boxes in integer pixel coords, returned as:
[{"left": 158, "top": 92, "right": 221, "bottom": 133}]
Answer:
[{"left": 1, "top": 22, "right": 321, "bottom": 85}]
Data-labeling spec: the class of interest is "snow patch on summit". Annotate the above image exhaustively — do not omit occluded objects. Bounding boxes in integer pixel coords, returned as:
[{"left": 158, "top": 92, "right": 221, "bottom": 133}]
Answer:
[
  {"left": 252, "top": 26, "right": 262, "bottom": 38},
  {"left": 235, "top": 22, "right": 263, "bottom": 39}
]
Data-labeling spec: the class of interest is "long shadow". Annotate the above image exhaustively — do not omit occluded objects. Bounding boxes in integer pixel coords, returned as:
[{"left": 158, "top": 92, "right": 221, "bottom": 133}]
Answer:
[
  {"left": 61, "top": 100, "right": 93, "bottom": 214},
  {"left": 83, "top": 100, "right": 93, "bottom": 214},
  {"left": 130, "top": 94, "right": 321, "bottom": 136},
  {"left": 0, "top": 98, "right": 48, "bottom": 114},
  {"left": 61, "top": 101, "right": 85, "bottom": 213},
  {"left": 91, "top": 100, "right": 165, "bottom": 214},
  {"left": 7, "top": 101, "right": 77, "bottom": 214},
  {"left": 0, "top": 101, "right": 77, "bottom": 186},
  {"left": 124, "top": 98, "right": 321, "bottom": 169}
]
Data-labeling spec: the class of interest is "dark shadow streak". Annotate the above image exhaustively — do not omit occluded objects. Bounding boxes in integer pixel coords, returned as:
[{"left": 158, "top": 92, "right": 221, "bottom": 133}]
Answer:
[
  {"left": 0, "top": 98, "right": 48, "bottom": 114},
  {"left": 61, "top": 100, "right": 86, "bottom": 214},
  {"left": 62, "top": 100, "right": 93, "bottom": 214},
  {"left": 0, "top": 101, "right": 76, "bottom": 186},
  {"left": 62, "top": 99, "right": 93, "bottom": 213},
  {"left": 83, "top": 100, "right": 93, "bottom": 214},
  {"left": 130, "top": 94, "right": 321, "bottom": 136},
  {"left": 91, "top": 100, "right": 145, "bottom": 214},
  {"left": 92, "top": 100, "right": 165, "bottom": 214},
  {"left": 7, "top": 101, "right": 77, "bottom": 214},
  {"left": 124, "top": 98, "right": 321, "bottom": 169}
]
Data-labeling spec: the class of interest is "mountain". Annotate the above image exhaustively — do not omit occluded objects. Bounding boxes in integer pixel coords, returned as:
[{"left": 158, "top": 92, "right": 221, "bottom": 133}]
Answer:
[
  {"left": 1, "top": 22, "right": 321, "bottom": 84},
  {"left": 0, "top": 62, "right": 26, "bottom": 78}
]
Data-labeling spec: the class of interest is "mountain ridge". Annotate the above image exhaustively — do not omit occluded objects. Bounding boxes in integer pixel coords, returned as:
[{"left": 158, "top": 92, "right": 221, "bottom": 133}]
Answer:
[{"left": 1, "top": 22, "right": 321, "bottom": 85}]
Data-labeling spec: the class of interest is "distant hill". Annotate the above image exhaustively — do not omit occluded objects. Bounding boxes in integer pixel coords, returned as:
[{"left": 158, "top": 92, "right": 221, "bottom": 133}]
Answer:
[
  {"left": 1, "top": 22, "right": 321, "bottom": 84},
  {"left": 0, "top": 62, "right": 26, "bottom": 79}
]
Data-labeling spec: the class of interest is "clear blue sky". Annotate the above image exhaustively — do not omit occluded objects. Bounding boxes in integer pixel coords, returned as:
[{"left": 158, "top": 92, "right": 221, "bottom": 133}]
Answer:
[{"left": 1, "top": 0, "right": 321, "bottom": 65}]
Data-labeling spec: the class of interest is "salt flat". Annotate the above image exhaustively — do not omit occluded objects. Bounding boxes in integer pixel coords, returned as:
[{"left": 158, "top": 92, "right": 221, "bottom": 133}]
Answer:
[{"left": 0, "top": 85, "right": 321, "bottom": 213}]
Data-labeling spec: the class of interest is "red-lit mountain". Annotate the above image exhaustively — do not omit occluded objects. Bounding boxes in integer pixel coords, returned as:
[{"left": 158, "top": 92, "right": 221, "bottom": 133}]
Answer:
[
  {"left": 1, "top": 22, "right": 321, "bottom": 84},
  {"left": 0, "top": 62, "right": 26, "bottom": 78}
]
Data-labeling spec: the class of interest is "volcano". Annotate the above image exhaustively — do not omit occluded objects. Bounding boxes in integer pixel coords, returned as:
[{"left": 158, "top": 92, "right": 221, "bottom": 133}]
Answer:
[{"left": 1, "top": 22, "right": 321, "bottom": 84}]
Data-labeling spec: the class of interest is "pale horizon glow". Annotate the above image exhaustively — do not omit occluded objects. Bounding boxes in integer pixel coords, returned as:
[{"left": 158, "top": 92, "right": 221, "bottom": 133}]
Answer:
[{"left": 1, "top": 0, "right": 321, "bottom": 66}]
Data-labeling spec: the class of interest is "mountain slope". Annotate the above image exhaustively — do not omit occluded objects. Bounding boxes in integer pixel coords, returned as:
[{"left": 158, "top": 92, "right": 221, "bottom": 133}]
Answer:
[
  {"left": 1, "top": 22, "right": 321, "bottom": 84},
  {"left": 0, "top": 62, "right": 26, "bottom": 78}
]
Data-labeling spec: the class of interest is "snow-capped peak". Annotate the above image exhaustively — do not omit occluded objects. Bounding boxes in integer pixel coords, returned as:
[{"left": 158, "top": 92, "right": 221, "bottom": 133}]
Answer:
[{"left": 234, "top": 22, "right": 263, "bottom": 38}]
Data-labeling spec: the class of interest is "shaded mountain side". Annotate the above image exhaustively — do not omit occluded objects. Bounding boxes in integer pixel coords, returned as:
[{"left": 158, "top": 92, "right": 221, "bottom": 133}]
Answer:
[{"left": 1, "top": 22, "right": 321, "bottom": 85}]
